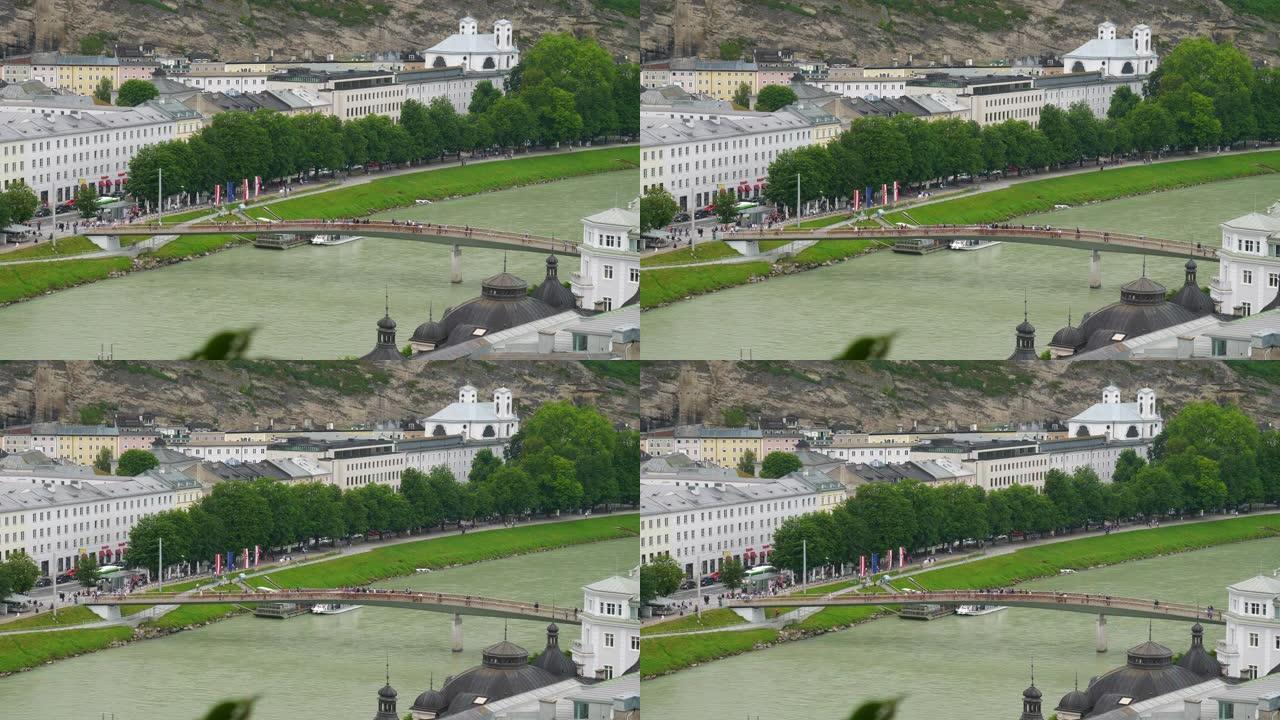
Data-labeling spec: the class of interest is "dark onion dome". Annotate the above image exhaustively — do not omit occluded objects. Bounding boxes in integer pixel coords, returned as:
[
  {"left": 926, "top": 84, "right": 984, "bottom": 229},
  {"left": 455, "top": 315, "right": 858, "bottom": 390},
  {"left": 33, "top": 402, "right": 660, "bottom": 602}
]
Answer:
[
  {"left": 1177, "top": 622, "right": 1222, "bottom": 679},
  {"left": 411, "top": 304, "right": 447, "bottom": 345},
  {"left": 1171, "top": 258, "right": 1216, "bottom": 315},
  {"left": 377, "top": 313, "right": 396, "bottom": 331},
  {"left": 427, "top": 271, "right": 565, "bottom": 349},
  {"left": 1072, "top": 274, "right": 1204, "bottom": 353},
  {"left": 1050, "top": 323, "right": 1086, "bottom": 351},
  {"left": 411, "top": 688, "right": 446, "bottom": 713},
  {"left": 1023, "top": 683, "right": 1042, "bottom": 700},
  {"left": 530, "top": 255, "right": 578, "bottom": 310},
  {"left": 424, "top": 638, "right": 561, "bottom": 716},
  {"left": 1008, "top": 312, "right": 1038, "bottom": 361},
  {"left": 1055, "top": 687, "right": 1090, "bottom": 715},
  {"left": 1082, "top": 638, "right": 1206, "bottom": 714},
  {"left": 531, "top": 623, "right": 577, "bottom": 678},
  {"left": 361, "top": 306, "right": 404, "bottom": 362},
  {"left": 378, "top": 684, "right": 397, "bottom": 700}
]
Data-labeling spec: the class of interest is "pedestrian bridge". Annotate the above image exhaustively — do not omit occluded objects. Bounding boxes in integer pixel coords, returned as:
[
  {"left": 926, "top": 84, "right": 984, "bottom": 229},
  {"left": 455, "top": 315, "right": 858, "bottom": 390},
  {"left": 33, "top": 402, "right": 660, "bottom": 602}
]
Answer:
[
  {"left": 89, "top": 220, "right": 580, "bottom": 256},
  {"left": 734, "top": 224, "right": 1216, "bottom": 259},
  {"left": 729, "top": 589, "right": 1221, "bottom": 623},
  {"left": 86, "top": 588, "right": 582, "bottom": 625}
]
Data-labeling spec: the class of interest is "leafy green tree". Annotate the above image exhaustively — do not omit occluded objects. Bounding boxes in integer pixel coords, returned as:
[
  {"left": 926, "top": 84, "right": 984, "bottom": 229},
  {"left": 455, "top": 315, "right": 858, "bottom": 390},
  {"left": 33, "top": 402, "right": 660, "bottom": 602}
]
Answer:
[
  {"left": 1038, "top": 104, "right": 1079, "bottom": 167},
  {"left": 1254, "top": 68, "right": 1280, "bottom": 142},
  {"left": 755, "top": 84, "right": 798, "bottom": 112},
  {"left": 732, "top": 82, "right": 752, "bottom": 109},
  {"left": 515, "top": 33, "right": 618, "bottom": 139},
  {"left": 1161, "top": 401, "right": 1262, "bottom": 507},
  {"left": 488, "top": 95, "right": 538, "bottom": 148},
  {"left": 1113, "top": 448, "right": 1147, "bottom": 485},
  {"left": 1107, "top": 85, "right": 1141, "bottom": 120},
  {"left": 202, "top": 481, "right": 272, "bottom": 552},
  {"left": 399, "top": 468, "right": 443, "bottom": 530},
  {"left": 426, "top": 466, "right": 465, "bottom": 524},
  {"left": 845, "top": 116, "right": 912, "bottom": 187},
  {"left": 74, "top": 182, "right": 100, "bottom": 219},
  {"left": 524, "top": 82, "right": 584, "bottom": 145},
  {"left": 399, "top": 99, "right": 440, "bottom": 162},
  {"left": 203, "top": 111, "right": 272, "bottom": 184},
  {"left": 1066, "top": 102, "right": 1104, "bottom": 163},
  {"left": 94, "top": 446, "right": 113, "bottom": 473},
  {"left": 2, "top": 551, "right": 40, "bottom": 594},
  {"left": 292, "top": 113, "right": 346, "bottom": 176},
  {"left": 718, "top": 39, "right": 745, "bottom": 61},
  {"left": 1159, "top": 87, "right": 1222, "bottom": 149},
  {"left": 0, "top": 180, "right": 39, "bottom": 223},
  {"left": 1148, "top": 37, "right": 1256, "bottom": 146},
  {"left": 1042, "top": 469, "right": 1080, "bottom": 529},
  {"left": 639, "top": 185, "right": 678, "bottom": 234},
  {"left": 736, "top": 449, "right": 756, "bottom": 476},
  {"left": 1125, "top": 101, "right": 1174, "bottom": 154},
  {"left": 760, "top": 451, "right": 802, "bottom": 479},
  {"left": 116, "top": 79, "right": 159, "bottom": 107},
  {"left": 468, "top": 81, "right": 503, "bottom": 115},
  {"left": 427, "top": 97, "right": 464, "bottom": 155},
  {"left": 764, "top": 145, "right": 834, "bottom": 213},
  {"left": 125, "top": 510, "right": 193, "bottom": 576},
  {"left": 76, "top": 553, "right": 101, "bottom": 588},
  {"left": 611, "top": 62, "right": 641, "bottom": 137},
  {"left": 719, "top": 557, "right": 745, "bottom": 590},
  {"left": 469, "top": 449, "right": 503, "bottom": 484},
  {"left": 513, "top": 402, "right": 622, "bottom": 508},
  {"left": 711, "top": 188, "right": 739, "bottom": 224},
  {"left": 94, "top": 77, "right": 112, "bottom": 104},
  {"left": 116, "top": 449, "right": 159, "bottom": 476},
  {"left": 640, "top": 555, "right": 684, "bottom": 603}
]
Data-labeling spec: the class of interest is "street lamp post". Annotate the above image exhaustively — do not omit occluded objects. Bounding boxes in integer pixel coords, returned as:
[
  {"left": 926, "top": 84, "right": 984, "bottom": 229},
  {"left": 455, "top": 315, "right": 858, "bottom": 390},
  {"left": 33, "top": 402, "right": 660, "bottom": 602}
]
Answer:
[
  {"left": 158, "top": 535, "right": 163, "bottom": 593},
  {"left": 157, "top": 167, "right": 163, "bottom": 227}
]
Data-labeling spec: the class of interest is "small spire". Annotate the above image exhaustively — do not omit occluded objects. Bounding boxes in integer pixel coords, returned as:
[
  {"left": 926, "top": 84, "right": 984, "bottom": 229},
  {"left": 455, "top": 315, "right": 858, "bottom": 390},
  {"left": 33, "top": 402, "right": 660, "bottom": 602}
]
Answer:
[
  {"left": 1067, "top": 305, "right": 1072, "bottom": 326},
  {"left": 1148, "top": 621, "right": 1153, "bottom": 642},
  {"left": 1023, "top": 289, "right": 1029, "bottom": 322},
  {"left": 1074, "top": 671, "right": 1078, "bottom": 691},
  {"left": 504, "top": 619, "right": 509, "bottom": 641},
  {"left": 385, "top": 650, "right": 390, "bottom": 685},
  {"left": 1141, "top": 255, "right": 1147, "bottom": 278},
  {"left": 384, "top": 285, "right": 390, "bottom": 317},
  {"left": 1030, "top": 659, "right": 1035, "bottom": 687},
  {"left": 503, "top": 252, "right": 508, "bottom": 273},
  {"left": 428, "top": 301, "right": 433, "bottom": 322},
  {"left": 429, "top": 673, "right": 434, "bottom": 691}
]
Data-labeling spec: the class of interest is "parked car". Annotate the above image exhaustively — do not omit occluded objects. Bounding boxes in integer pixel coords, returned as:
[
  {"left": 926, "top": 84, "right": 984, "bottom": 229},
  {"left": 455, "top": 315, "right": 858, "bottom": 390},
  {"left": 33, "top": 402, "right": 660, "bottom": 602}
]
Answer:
[
  {"left": 694, "top": 209, "right": 712, "bottom": 220},
  {"left": 35, "top": 207, "right": 51, "bottom": 217},
  {"left": 679, "top": 578, "right": 696, "bottom": 590},
  {"left": 673, "top": 212, "right": 690, "bottom": 223},
  {"left": 34, "top": 577, "right": 53, "bottom": 588}
]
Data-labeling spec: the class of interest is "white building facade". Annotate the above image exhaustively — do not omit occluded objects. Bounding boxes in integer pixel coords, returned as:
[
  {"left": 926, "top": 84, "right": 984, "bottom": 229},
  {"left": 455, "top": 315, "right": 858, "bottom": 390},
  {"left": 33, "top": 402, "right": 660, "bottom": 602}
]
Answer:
[
  {"left": 641, "top": 108, "right": 815, "bottom": 210},
  {"left": 640, "top": 477, "right": 824, "bottom": 575},
  {"left": 1216, "top": 574, "right": 1280, "bottom": 679},
  {"left": 571, "top": 575, "right": 640, "bottom": 681},
  {"left": 423, "top": 385, "right": 519, "bottom": 441},
  {"left": 0, "top": 476, "right": 176, "bottom": 574},
  {"left": 1209, "top": 202, "right": 1280, "bottom": 317},
  {"left": 396, "top": 435, "right": 507, "bottom": 483},
  {"left": 572, "top": 207, "right": 640, "bottom": 312},
  {"left": 397, "top": 67, "right": 505, "bottom": 115}
]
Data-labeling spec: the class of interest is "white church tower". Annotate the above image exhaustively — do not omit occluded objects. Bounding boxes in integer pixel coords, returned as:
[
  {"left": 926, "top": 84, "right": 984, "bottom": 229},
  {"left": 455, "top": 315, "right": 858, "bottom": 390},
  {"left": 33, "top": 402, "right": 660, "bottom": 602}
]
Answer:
[
  {"left": 1098, "top": 20, "right": 1116, "bottom": 40},
  {"left": 424, "top": 385, "right": 520, "bottom": 441},
  {"left": 1102, "top": 384, "right": 1121, "bottom": 405},
  {"left": 459, "top": 16, "right": 478, "bottom": 35},
  {"left": 459, "top": 384, "right": 478, "bottom": 404}
]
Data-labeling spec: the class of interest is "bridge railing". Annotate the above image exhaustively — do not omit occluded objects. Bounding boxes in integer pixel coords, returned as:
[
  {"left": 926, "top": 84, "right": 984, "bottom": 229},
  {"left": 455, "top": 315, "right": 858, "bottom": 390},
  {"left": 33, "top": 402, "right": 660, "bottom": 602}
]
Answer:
[
  {"left": 91, "top": 588, "right": 580, "bottom": 621},
  {"left": 733, "top": 225, "right": 1216, "bottom": 258},
  {"left": 731, "top": 589, "right": 1216, "bottom": 619},
  {"left": 98, "top": 220, "right": 577, "bottom": 248}
]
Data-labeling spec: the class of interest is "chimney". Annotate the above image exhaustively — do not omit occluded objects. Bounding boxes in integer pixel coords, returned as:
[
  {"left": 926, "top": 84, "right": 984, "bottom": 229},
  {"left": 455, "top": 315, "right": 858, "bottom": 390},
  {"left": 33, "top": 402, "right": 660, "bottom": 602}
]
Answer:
[
  {"left": 537, "top": 329, "right": 556, "bottom": 354},
  {"left": 1176, "top": 335, "right": 1195, "bottom": 358},
  {"left": 1182, "top": 699, "right": 1201, "bottom": 720},
  {"left": 538, "top": 698, "right": 557, "bottom": 720}
]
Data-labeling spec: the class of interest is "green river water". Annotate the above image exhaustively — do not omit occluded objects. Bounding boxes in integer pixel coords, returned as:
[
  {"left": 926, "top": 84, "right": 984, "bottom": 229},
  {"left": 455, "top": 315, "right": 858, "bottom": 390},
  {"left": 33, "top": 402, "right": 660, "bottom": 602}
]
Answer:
[
  {"left": 0, "top": 171, "right": 635, "bottom": 360},
  {"left": 645, "top": 535, "right": 1280, "bottom": 720},
  {"left": 0, "top": 537, "right": 635, "bottom": 719},
  {"left": 642, "top": 173, "right": 1280, "bottom": 359}
]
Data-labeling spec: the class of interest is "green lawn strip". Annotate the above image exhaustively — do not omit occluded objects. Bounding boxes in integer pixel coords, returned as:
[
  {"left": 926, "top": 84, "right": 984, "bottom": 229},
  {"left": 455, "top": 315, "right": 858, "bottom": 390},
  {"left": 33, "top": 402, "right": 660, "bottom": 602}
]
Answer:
[
  {"left": 640, "top": 261, "right": 772, "bottom": 308},
  {"left": 0, "top": 257, "right": 132, "bottom": 304},
  {"left": 0, "top": 605, "right": 98, "bottom": 630},
  {"left": 640, "top": 241, "right": 742, "bottom": 267},
  {"left": 785, "top": 214, "right": 855, "bottom": 230},
  {"left": 140, "top": 603, "right": 246, "bottom": 630},
  {"left": 0, "top": 626, "right": 133, "bottom": 674},
  {"left": 756, "top": 239, "right": 792, "bottom": 251},
  {"left": 641, "top": 608, "right": 746, "bottom": 636},
  {"left": 145, "top": 234, "right": 251, "bottom": 260},
  {"left": 640, "top": 628, "right": 778, "bottom": 678},
  {"left": 0, "top": 236, "right": 100, "bottom": 261},
  {"left": 911, "top": 513, "right": 1280, "bottom": 591},
  {"left": 782, "top": 239, "right": 880, "bottom": 265},
  {"left": 894, "top": 150, "right": 1280, "bottom": 226},
  {"left": 257, "top": 514, "right": 637, "bottom": 589},
  {"left": 265, "top": 147, "right": 638, "bottom": 220}
]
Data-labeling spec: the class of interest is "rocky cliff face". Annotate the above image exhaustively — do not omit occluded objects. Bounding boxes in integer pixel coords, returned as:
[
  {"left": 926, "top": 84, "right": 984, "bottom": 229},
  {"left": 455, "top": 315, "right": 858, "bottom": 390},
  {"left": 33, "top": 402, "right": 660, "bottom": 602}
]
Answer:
[
  {"left": 0, "top": 361, "right": 638, "bottom": 430},
  {"left": 646, "top": 0, "right": 1280, "bottom": 66},
  {"left": 641, "top": 361, "right": 1280, "bottom": 431},
  {"left": 1, "top": 0, "right": 637, "bottom": 61}
]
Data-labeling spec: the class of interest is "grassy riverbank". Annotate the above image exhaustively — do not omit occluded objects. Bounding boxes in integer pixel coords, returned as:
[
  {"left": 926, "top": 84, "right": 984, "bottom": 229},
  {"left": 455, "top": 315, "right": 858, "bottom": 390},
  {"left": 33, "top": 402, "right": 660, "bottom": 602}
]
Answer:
[
  {"left": 145, "top": 234, "right": 249, "bottom": 260},
  {"left": 0, "top": 257, "right": 132, "bottom": 305},
  {"left": 266, "top": 147, "right": 638, "bottom": 220},
  {"left": 640, "top": 239, "right": 883, "bottom": 308},
  {"left": 886, "top": 150, "right": 1280, "bottom": 226},
  {"left": 639, "top": 512, "right": 1280, "bottom": 678},
  {"left": 0, "top": 515, "right": 637, "bottom": 675},
  {"left": 641, "top": 241, "right": 742, "bottom": 267},
  {"left": 0, "top": 236, "right": 99, "bottom": 261}
]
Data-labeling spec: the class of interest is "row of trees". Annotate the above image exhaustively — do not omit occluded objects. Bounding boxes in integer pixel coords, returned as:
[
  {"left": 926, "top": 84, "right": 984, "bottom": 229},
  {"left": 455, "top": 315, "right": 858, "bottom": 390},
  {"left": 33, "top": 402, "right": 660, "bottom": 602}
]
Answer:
[
  {"left": 766, "top": 402, "right": 1280, "bottom": 578},
  {"left": 762, "top": 38, "right": 1280, "bottom": 213},
  {"left": 122, "top": 402, "right": 639, "bottom": 576},
  {"left": 124, "top": 34, "right": 638, "bottom": 208}
]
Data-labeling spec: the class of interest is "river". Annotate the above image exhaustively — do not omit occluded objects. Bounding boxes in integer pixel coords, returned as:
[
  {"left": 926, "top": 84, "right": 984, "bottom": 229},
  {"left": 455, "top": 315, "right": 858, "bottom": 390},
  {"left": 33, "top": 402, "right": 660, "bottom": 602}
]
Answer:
[
  {"left": 0, "top": 171, "right": 635, "bottom": 360},
  {"left": 0, "top": 537, "right": 635, "bottom": 719},
  {"left": 642, "top": 172, "right": 1280, "bottom": 360},
  {"left": 644, "top": 535, "right": 1280, "bottom": 720}
]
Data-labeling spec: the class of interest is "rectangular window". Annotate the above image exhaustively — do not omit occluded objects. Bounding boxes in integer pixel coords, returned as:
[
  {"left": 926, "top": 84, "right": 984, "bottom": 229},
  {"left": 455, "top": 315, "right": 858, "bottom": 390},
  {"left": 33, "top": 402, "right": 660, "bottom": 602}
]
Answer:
[
  {"left": 1212, "top": 339, "right": 1227, "bottom": 357},
  {"left": 1249, "top": 632, "right": 1260, "bottom": 648},
  {"left": 1243, "top": 270, "right": 1254, "bottom": 285},
  {"left": 603, "top": 265, "right": 614, "bottom": 280},
  {"left": 1270, "top": 273, "right": 1279, "bottom": 288},
  {"left": 604, "top": 632, "right": 615, "bottom": 648}
]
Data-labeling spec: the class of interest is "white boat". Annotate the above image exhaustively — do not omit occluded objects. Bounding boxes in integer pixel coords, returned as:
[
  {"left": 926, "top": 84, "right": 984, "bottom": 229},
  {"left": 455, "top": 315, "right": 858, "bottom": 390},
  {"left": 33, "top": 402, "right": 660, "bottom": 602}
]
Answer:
[
  {"left": 311, "top": 234, "right": 362, "bottom": 246},
  {"left": 949, "top": 239, "right": 1002, "bottom": 251},
  {"left": 955, "top": 604, "right": 1006, "bottom": 616},
  {"left": 311, "top": 603, "right": 361, "bottom": 615}
]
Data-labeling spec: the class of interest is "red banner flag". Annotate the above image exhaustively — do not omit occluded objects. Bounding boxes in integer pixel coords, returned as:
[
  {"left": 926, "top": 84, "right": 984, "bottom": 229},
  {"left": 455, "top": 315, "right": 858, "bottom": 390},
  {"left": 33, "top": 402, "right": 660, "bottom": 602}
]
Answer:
[
  {"left": 893, "top": 181, "right": 899, "bottom": 204},
  {"left": 880, "top": 184, "right": 887, "bottom": 207}
]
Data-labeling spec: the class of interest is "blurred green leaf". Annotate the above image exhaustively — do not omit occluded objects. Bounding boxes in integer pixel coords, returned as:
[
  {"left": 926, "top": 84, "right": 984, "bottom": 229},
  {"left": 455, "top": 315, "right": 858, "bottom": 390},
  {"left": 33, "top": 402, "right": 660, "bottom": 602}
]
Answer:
[
  {"left": 836, "top": 334, "right": 894, "bottom": 360},
  {"left": 847, "top": 699, "right": 899, "bottom": 720},
  {"left": 201, "top": 699, "right": 254, "bottom": 720},
  {"left": 188, "top": 329, "right": 255, "bottom": 360}
]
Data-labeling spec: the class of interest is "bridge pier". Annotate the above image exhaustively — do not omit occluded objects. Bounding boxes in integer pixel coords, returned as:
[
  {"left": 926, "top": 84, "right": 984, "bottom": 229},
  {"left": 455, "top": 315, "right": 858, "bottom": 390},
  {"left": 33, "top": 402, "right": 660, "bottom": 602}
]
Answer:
[
  {"left": 452, "top": 613, "right": 463, "bottom": 652},
  {"left": 1089, "top": 250, "right": 1102, "bottom": 289},
  {"left": 87, "top": 604, "right": 122, "bottom": 621},
  {"left": 1096, "top": 614, "right": 1107, "bottom": 653},
  {"left": 725, "top": 239, "right": 761, "bottom": 257},
  {"left": 450, "top": 245, "right": 463, "bottom": 284}
]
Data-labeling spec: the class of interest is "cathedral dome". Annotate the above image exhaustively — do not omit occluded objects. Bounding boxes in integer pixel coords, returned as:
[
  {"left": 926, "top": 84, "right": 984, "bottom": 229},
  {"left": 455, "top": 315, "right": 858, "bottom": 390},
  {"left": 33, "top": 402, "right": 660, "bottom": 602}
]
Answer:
[
  {"left": 1056, "top": 688, "right": 1090, "bottom": 714},
  {"left": 531, "top": 255, "right": 578, "bottom": 310}
]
